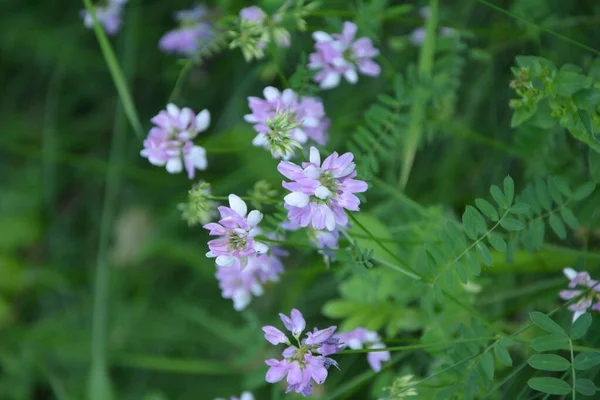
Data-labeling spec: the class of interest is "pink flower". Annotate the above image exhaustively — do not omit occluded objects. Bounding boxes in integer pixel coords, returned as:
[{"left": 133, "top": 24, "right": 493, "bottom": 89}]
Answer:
[
  {"left": 335, "top": 328, "right": 390, "bottom": 372},
  {"left": 308, "top": 22, "right": 380, "bottom": 89},
  {"left": 278, "top": 147, "right": 368, "bottom": 231},
  {"left": 204, "top": 195, "right": 268, "bottom": 267},
  {"left": 559, "top": 268, "right": 600, "bottom": 322},
  {"left": 159, "top": 5, "right": 213, "bottom": 55},
  {"left": 81, "top": 0, "right": 127, "bottom": 35},
  {"left": 140, "top": 104, "right": 210, "bottom": 179},
  {"left": 245, "top": 87, "right": 330, "bottom": 159},
  {"left": 263, "top": 309, "right": 341, "bottom": 396}
]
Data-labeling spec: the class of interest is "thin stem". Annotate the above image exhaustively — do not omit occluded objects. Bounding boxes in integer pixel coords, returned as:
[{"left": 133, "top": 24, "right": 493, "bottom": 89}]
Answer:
[
  {"left": 168, "top": 60, "right": 194, "bottom": 104},
  {"left": 569, "top": 338, "right": 576, "bottom": 400},
  {"left": 338, "top": 336, "right": 496, "bottom": 354}
]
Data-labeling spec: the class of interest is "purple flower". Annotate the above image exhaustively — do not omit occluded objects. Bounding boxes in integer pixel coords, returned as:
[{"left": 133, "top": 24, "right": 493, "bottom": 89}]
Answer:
[
  {"left": 204, "top": 195, "right": 268, "bottom": 267},
  {"left": 278, "top": 147, "right": 368, "bottom": 231},
  {"left": 409, "top": 7, "right": 456, "bottom": 47},
  {"left": 240, "top": 6, "right": 267, "bottom": 23},
  {"left": 81, "top": 0, "right": 127, "bottom": 35},
  {"left": 335, "top": 328, "right": 390, "bottom": 372},
  {"left": 141, "top": 104, "right": 210, "bottom": 179},
  {"left": 215, "top": 392, "right": 254, "bottom": 400},
  {"left": 159, "top": 5, "right": 213, "bottom": 55},
  {"left": 263, "top": 309, "right": 340, "bottom": 396},
  {"left": 559, "top": 267, "right": 600, "bottom": 322},
  {"left": 245, "top": 87, "right": 330, "bottom": 159},
  {"left": 308, "top": 21, "right": 380, "bottom": 89}
]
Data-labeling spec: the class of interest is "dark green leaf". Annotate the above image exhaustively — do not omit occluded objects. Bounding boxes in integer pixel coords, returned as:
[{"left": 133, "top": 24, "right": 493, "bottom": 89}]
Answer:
[
  {"left": 527, "top": 354, "right": 570, "bottom": 371},
  {"left": 487, "top": 233, "right": 507, "bottom": 252},
  {"left": 575, "top": 378, "right": 598, "bottom": 396},
  {"left": 509, "top": 203, "right": 530, "bottom": 214},
  {"left": 531, "top": 335, "right": 569, "bottom": 352},
  {"left": 552, "top": 176, "right": 573, "bottom": 198},
  {"left": 528, "top": 377, "right": 571, "bottom": 395},
  {"left": 504, "top": 176, "right": 515, "bottom": 205},
  {"left": 490, "top": 185, "right": 508, "bottom": 209},
  {"left": 560, "top": 207, "right": 579, "bottom": 229},
  {"left": 549, "top": 213, "right": 567, "bottom": 239},
  {"left": 500, "top": 218, "right": 524, "bottom": 231},
  {"left": 573, "top": 182, "right": 596, "bottom": 201},
  {"left": 530, "top": 312, "right": 568, "bottom": 337},
  {"left": 480, "top": 351, "right": 495, "bottom": 380},
  {"left": 462, "top": 209, "right": 477, "bottom": 240},
  {"left": 554, "top": 68, "right": 592, "bottom": 96},
  {"left": 494, "top": 344, "right": 513, "bottom": 366},
  {"left": 570, "top": 313, "right": 592, "bottom": 340},
  {"left": 590, "top": 148, "right": 600, "bottom": 183},
  {"left": 535, "top": 180, "right": 552, "bottom": 210},
  {"left": 476, "top": 242, "right": 492, "bottom": 266},
  {"left": 467, "top": 206, "right": 487, "bottom": 235},
  {"left": 475, "top": 198, "right": 499, "bottom": 221},
  {"left": 465, "top": 252, "right": 481, "bottom": 276},
  {"left": 574, "top": 352, "right": 600, "bottom": 371}
]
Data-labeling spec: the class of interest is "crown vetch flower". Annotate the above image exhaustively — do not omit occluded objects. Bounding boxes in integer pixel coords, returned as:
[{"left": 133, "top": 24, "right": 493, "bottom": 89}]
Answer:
[
  {"left": 263, "top": 309, "right": 341, "bottom": 396},
  {"left": 335, "top": 328, "right": 390, "bottom": 372},
  {"left": 240, "top": 6, "right": 267, "bottom": 23},
  {"left": 204, "top": 195, "right": 268, "bottom": 267},
  {"left": 559, "top": 267, "right": 600, "bottom": 322},
  {"left": 141, "top": 104, "right": 210, "bottom": 179},
  {"left": 308, "top": 21, "right": 380, "bottom": 89},
  {"left": 81, "top": 0, "right": 127, "bottom": 35},
  {"left": 159, "top": 5, "right": 213, "bottom": 55},
  {"left": 215, "top": 391, "right": 254, "bottom": 400},
  {"left": 278, "top": 147, "right": 368, "bottom": 231},
  {"left": 245, "top": 87, "right": 330, "bottom": 159}
]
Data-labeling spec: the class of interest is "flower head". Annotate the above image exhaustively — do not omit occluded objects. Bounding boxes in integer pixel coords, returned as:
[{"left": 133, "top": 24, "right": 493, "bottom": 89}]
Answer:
[
  {"left": 308, "top": 22, "right": 380, "bottom": 89},
  {"left": 240, "top": 6, "right": 267, "bottom": 23},
  {"left": 278, "top": 147, "right": 368, "bottom": 231},
  {"left": 245, "top": 87, "right": 330, "bottom": 159},
  {"left": 335, "top": 328, "right": 390, "bottom": 372},
  {"left": 141, "top": 104, "right": 210, "bottom": 179},
  {"left": 263, "top": 309, "right": 341, "bottom": 396},
  {"left": 81, "top": 0, "right": 127, "bottom": 35},
  {"left": 204, "top": 195, "right": 268, "bottom": 267},
  {"left": 159, "top": 5, "right": 213, "bottom": 55},
  {"left": 231, "top": 6, "right": 290, "bottom": 62},
  {"left": 559, "top": 267, "right": 600, "bottom": 322},
  {"left": 178, "top": 181, "right": 218, "bottom": 226},
  {"left": 215, "top": 392, "right": 254, "bottom": 400}
]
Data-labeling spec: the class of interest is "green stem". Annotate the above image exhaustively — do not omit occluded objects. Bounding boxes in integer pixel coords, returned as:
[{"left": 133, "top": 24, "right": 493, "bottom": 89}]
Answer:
[
  {"left": 82, "top": 0, "right": 144, "bottom": 140},
  {"left": 569, "top": 338, "right": 576, "bottom": 400},
  {"left": 338, "top": 336, "right": 496, "bottom": 354},
  {"left": 399, "top": 0, "right": 438, "bottom": 188},
  {"left": 256, "top": 235, "right": 351, "bottom": 253},
  {"left": 87, "top": 4, "right": 139, "bottom": 400},
  {"left": 168, "top": 60, "right": 194, "bottom": 104}
]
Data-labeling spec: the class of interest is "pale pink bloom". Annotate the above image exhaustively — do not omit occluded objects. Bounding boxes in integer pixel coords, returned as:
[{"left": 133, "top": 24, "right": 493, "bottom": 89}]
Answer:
[
  {"left": 335, "top": 328, "right": 390, "bottom": 372},
  {"left": 559, "top": 268, "right": 600, "bottom": 322},
  {"left": 159, "top": 5, "right": 213, "bottom": 55},
  {"left": 81, "top": 0, "right": 128, "bottom": 35}
]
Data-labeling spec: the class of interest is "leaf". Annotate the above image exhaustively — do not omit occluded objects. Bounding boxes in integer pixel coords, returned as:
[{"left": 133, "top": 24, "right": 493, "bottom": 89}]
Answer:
[
  {"left": 467, "top": 206, "right": 487, "bottom": 235},
  {"left": 560, "top": 207, "right": 579, "bottom": 229},
  {"left": 350, "top": 214, "right": 400, "bottom": 265},
  {"left": 504, "top": 176, "right": 515, "bottom": 205},
  {"left": 494, "top": 344, "right": 513, "bottom": 366},
  {"left": 490, "top": 185, "right": 508, "bottom": 209},
  {"left": 475, "top": 198, "right": 499, "bottom": 221},
  {"left": 530, "top": 312, "right": 568, "bottom": 337},
  {"left": 462, "top": 208, "right": 477, "bottom": 240},
  {"left": 487, "top": 233, "right": 507, "bottom": 252},
  {"left": 575, "top": 378, "right": 598, "bottom": 396},
  {"left": 554, "top": 68, "right": 592, "bottom": 96},
  {"left": 569, "top": 312, "right": 591, "bottom": 340},
  {"left": 500, "top": 218, "right": 524, "bottom": 231},
  {"left": 573, "top": 182, "right": 596, "bottom": 201},
  {"left": 509, "top": 203, "right": 530, "bottom": 214},
  {"left": 528, "top": 377, "right": 571, "bottom": 395},
  {"left": 552, "top": 176, "right": 573, "bottom": 198},
  {"left": 590, "top": 148, "right": 600, "bottom": 183},
  {"left": 476, "top": 242, "right": 492, "bottom": 266},
  {"left": 549, "top": 214, "right": 567, "bottom": 239},
  {"left": 531, "top": 335, "right": 569, "bottom": 352},
  {"left": 527, "top": 354, "right": 571, "bottom": 371},
  {"left": 479, "top": 351, "right": 495, "bottom": 380},
  {"left": 573, "top": 352, "right": 600, "bottom": 371}
]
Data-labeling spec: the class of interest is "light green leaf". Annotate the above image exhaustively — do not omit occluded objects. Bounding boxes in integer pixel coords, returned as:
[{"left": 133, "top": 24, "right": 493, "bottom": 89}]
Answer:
[
  {"left": 554, "top": 68, "right": 592, "bottom": 96},
  {"left": 479, "top": 351, "right": 495, "bottom": 380},
  {"left": 509, "top": 203, "right": 530, "bottom": 214},
  {"left": 573, "top": 182, "right": 596, "bottom": 201},
  {"left": 494, "top": 343, "right": 513, "bottom": 366},
  {"left": 504, "top": 176, "right": 515, "bottom": 205},
  {"left": 528, "top": 377, "right": 571, "bottom": 395},
  {"left": 467, "top": 206, "right": 487, "bottom": 235},
  {"left": 490, "top": 185, "right": 508, "bottom": 209},
  {"left": 527, "top": 354, "right": 570, "bottom": 371},
  {"left": 475, "top": 198, "right": 499, "bottom": 221},
  {"left": 476, "top": 242, "right": 492, "bottom": 266},
  {"left": 500, "top": 218, "right": 524, "bottom": 231},
  {"left": 549, "top": 214, "right": 567, "bottom": 239},
  {"left": 560, "top": 207, "right": 579, "bottom": 229},
  {"left": 462, "top": 208, "right": 477, "bottom": 240},
  {"left": 570, "top": 312, "right": 591, "bottom": 340},
  {"left": 575, "top": 378, "right": 598, "bottom": 396},
  {"left": 530, "top": 312, "right": 568, "bottom": 337},
  {"left": 574, "top": 352, "right": 600, "bottom": 371},
  {"left": 488, "top": 233, "right": 507, "bottom": 252},
  {"left": 531, "top": 335, "right": 569, "bottom": 352}
]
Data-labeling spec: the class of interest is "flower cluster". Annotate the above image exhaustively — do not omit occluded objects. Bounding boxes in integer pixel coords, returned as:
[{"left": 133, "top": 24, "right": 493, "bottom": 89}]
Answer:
[
  {"left": 335, "top": 328, "right": 390, "bottom": 372},
  {"left": 204, "top": 195, "right": 268, "bottom": 267},
  {"left": 159, "top": 5, "right": 213, "bottom": 55},
  {"left": 245, "top": 87, "right": 330, "bottom": 159},
  {"left": 309, "top": 22, "right": 380, "bottom": 89},
  {"left": 559, "top": 268, "right": 600, "bottom": 322},
  {"left": 215, "top": 392, "right": 254, "bottom": 400},
  {"left": 81, "top": 0, "right": 127, "bottom": 35},
  {"left": 263, "top": 309, "right": 342, "bottom": 396},
  {"left": 279, "top": 147, "right": 368, "bottom": 231},
  {"left": 409, "top": 6, "right": 456, "bottom": 46},
  {"left": 216, "top": 248, "right": 285, "bottom": 311},
  {"left": 141, "top": 104, "right": 210, "bottom": 179}
]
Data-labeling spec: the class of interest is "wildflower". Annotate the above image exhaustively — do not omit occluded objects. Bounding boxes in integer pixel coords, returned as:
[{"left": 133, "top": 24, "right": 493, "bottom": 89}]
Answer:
[
  {"left": 215, "top": 392, "right": 254, "bottom": 400},
  {"left": 308, "top": 22, "right": 380, "bottom": 89},
  {"left": 159, "top": 5, "right": 213, "bottom": 55},
  {"left": 409, "top": 7, "right": 456, "bottom": 46},
  {"left": 559, "top": 267, "right": 600, "bottom": 322},
  {"left": 278, "top": 147, "right": 368, "bottom": 231},
  {"left": 81, "top": 0, "right": 127, "bottom": 35},
  {"left": 245, "top": 87, "right": 330, "bottom": 159},
  {"left": 204, "top": 195, "right": 268, "bottom": 267},
  {"left": 263, "top": 309, "right": 342, "bottom": 396},
  {"left": 240, "top": 6, "right": 267, "bottom": 23},
  {"left": 141, "top": 104, "right": 210, "bottom": 179},
  {"left": 335, "top": 328, "right": 390, "bottom": 372},
  {"left": 178, "top": 181, "right": 218, "bottom": 226}
]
